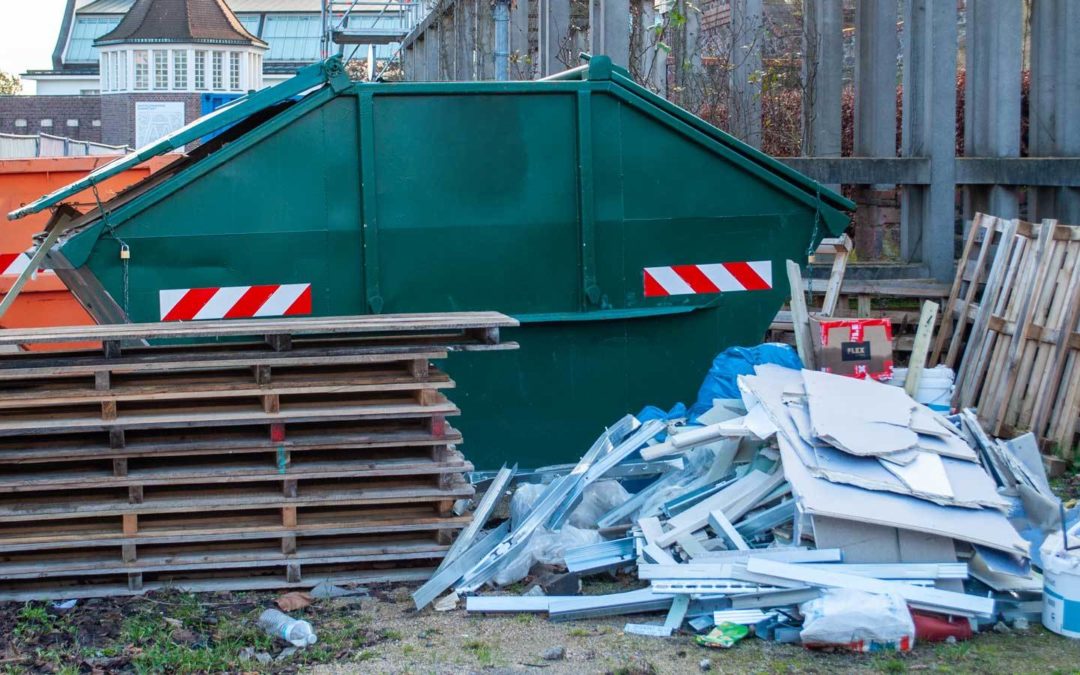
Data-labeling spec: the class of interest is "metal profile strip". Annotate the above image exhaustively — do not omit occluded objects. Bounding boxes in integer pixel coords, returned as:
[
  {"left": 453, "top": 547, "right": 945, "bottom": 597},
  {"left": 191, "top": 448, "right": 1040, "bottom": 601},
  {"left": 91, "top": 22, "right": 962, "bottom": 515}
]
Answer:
[
  {"left": 547, "top": 419, "right": 665, "bottom": 529},
  {"left": 693, "top": 547, "right": 841, "bottom": 564},
  {"left": 564, "top": 537, "right": 636, "bottom": 574},
  {"left": 548, "top": 588, "right": 675, "bottom": 622},
  {"left": 411, "top": 521, "right": 510, "bottom": 610},
  {"left": 435, "top": 463, "right": 516, "bottom": 575},
  {"left": 734, "top": 499, "right": 796, "bottom": 538},
  {"left": 455, "top": 416, "right": 646, "bottom": 593},
  {"left": 649, "top": 580, "right": 780, "bottom": 595}
]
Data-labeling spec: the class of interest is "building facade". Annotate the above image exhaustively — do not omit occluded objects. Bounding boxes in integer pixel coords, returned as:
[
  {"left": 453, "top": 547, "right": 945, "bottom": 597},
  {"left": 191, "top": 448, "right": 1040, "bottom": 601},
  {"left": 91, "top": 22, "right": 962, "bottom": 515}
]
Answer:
[{"left": 2, "top": 1, "right": 414, "bottom": 152}]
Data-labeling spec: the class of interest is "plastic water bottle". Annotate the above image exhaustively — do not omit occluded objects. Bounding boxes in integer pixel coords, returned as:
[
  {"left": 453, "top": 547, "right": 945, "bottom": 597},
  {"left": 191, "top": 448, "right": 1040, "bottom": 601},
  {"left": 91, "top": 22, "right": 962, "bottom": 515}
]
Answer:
[{"left": 258, "top": 609, "right": 318, "bottom": 647}]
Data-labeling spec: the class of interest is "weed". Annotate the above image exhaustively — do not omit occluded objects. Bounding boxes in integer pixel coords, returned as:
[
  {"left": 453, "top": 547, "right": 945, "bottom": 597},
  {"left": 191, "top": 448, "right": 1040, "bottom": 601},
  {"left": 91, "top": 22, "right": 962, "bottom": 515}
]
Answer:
[
  {"left": 402, "top": 644, "right": 416, "bottom": 656},
  {"left": 569, "top": 627, "right": 591, "bottom": 638},
  {"left": 356, "top": 649, "right": 377, "bottom": 662},
  {"left": 464, "top": 639, "right": 494, "bottom": 666},
  {"left": 13, "top": 603, "right": 53, "bottom": 638},
  {"left": 380, "top": 628, "right": 403, "bottom": 641},
  {"left": 514, "top": 612, "right": 534, "bottom": 625},
  {"left": 120, "top": 613, "right": 162, "bottom": 645},
  {"left": 876, "top": 657, "right": 907, "bottom": 674}
]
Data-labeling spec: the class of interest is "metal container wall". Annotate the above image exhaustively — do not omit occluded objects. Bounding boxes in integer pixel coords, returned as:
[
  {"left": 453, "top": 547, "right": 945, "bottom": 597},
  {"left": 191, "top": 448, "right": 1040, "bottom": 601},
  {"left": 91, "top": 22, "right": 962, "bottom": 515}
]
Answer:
[
  {"left": 53, "top": 58, "right": 852, "bottom": 467},
  {"left": 0, "top": 156, "right": 177, "bottom": 349}
]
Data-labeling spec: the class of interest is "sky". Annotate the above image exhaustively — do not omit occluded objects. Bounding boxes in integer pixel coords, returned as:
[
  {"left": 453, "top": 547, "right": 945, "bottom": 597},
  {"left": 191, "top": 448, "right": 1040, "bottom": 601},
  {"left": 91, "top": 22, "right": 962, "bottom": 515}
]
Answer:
[{"left": 0, "top": 0, "right": 69, "bottom": 94}]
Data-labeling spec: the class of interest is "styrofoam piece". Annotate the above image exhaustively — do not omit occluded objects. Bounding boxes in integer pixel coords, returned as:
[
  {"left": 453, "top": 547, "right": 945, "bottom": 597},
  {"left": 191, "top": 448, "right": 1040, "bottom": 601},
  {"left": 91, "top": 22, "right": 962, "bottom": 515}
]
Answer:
[{"left": 745, "top": 558, "right": 995, "bottom": 617}]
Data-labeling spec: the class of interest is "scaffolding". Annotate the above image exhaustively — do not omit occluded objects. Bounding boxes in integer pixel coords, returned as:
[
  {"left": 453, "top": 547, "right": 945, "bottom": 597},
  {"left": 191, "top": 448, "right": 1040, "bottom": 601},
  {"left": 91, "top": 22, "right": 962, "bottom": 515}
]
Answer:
[{"left": 321, "top": 1, "right": 424, "bottom": 79}]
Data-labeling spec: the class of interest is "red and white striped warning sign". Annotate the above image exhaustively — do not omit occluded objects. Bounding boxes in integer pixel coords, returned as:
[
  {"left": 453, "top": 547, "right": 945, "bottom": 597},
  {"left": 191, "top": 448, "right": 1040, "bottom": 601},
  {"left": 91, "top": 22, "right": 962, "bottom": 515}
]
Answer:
[
  {"left": 0, "top": 251, "right": 54, "bottom": 277},
  {"left": 159, "top": 284, "right": 312, "bottom": 321},
  {"left": 643, "top": 261, "right": 773, "bottom": 297}
]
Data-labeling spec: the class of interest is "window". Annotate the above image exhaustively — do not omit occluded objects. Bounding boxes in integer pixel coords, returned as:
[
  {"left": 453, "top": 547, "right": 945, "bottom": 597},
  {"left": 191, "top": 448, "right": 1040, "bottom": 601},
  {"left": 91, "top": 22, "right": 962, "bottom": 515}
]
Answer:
[
  {"left": 262, "top": 15, "right": 321, "bottom": 61},
  {"left": 80, "top": 89, "right": 100, "bottom": 95},
  {"left": 118, "top": 50, "right": 127, "bottom": 89},
  {"left": 92, "top": 120, "right": 102, "bottom": 127},
  {"left": 14, "top": 119, "right": 26, "bottom": 128},
  {"left": 173, "top": 50, "right": 188, "bottom": 89},
  {"left": 100, "top": 54, "right": 110, "bottom": 90},
  {"left": 133, "top": 50, "right": 149, "bottom": 90},
  {"left": 194, "top": 51, "right": 207, "bottom": 90},
  {"left": 237, "top": 14, "right": 262, "bottom": 37},
  {"left": 212, "top": 51, "right": 224, "bottom": 90},
  {"left": 153, "top": 50, "right": 168, "bottom": 89},
  {"left": 230, "top": 52, "right": 241, "bottom": 90},
  {"left": 40, "top": 119, "right": 53, "bottom": 128},
  {"left": 66, "top": 120, "right": 79, "bottom": 127},
  {"left": 66, "top": 16, "right": 121, "bottom": 63}
]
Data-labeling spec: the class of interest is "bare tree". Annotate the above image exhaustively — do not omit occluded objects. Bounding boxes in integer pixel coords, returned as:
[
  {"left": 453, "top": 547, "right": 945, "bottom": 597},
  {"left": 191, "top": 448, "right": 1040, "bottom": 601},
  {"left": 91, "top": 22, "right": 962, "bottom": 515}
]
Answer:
[{"left": 0, "top": 70, "right": 21, "bottom": 95}]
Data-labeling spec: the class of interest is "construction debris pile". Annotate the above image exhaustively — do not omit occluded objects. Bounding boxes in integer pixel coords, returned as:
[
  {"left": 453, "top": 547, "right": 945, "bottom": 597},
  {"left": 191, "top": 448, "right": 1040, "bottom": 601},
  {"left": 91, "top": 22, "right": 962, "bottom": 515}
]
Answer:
[{"left": 422, "top": 351, "right": 1071, "bottom": 649}]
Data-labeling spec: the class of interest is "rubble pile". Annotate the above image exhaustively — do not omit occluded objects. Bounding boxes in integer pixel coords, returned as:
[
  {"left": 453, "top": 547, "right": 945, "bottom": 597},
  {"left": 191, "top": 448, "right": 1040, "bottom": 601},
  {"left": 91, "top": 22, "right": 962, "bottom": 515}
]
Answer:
[{"left": 416, "top": 351, "right": 1074, "bottom": 648}]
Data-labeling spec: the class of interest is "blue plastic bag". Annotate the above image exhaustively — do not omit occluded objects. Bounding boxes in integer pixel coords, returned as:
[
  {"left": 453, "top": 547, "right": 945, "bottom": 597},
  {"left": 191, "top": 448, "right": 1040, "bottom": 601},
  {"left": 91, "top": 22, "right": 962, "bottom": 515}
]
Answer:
[{"left": 688, "top": 344, "right": 802, "bottom": 418}]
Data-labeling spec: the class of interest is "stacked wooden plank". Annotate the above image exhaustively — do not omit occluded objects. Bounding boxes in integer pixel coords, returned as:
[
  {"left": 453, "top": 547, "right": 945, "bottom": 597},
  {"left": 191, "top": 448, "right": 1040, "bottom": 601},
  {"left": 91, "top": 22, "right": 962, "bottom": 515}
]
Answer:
[
  {"left": 933, "top": 213, "right": 1080, "bottom": 459},
  {"left": 0, "top": 312, "right": 517, "bottom": 600}
]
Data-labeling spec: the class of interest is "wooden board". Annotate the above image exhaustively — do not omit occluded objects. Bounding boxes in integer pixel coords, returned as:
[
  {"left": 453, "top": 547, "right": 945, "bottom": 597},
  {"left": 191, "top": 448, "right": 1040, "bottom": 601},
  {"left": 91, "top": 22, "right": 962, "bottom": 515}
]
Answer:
[
  {"left": 0, "top": 311, "right": 518, "bottom": 347},
  {"left": 0, "top": 313, "right": 505, "bottom": 597}
]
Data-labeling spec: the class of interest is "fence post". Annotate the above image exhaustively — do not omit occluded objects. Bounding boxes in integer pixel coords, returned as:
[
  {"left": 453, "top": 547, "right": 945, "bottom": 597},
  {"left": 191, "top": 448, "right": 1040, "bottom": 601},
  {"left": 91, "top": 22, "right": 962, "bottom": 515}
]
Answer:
[{"left": 901, "top": 0, "right": 958, "bottom": 282}]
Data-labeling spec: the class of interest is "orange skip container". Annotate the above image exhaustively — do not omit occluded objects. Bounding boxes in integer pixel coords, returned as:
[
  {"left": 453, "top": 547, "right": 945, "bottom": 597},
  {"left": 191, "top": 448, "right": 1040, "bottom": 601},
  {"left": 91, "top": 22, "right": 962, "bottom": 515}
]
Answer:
[{"left": 0, "top": 155, "right": 178, "bottom": 350}]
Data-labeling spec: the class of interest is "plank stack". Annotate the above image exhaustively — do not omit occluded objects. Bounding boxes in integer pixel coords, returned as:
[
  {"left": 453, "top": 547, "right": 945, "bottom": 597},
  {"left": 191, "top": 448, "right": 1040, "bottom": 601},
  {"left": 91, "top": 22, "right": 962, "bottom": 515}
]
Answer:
[
  {"left": 0, "top": 312, "right": 517, "bottom": 600},
  {"left": 932, "top": 213, "right": 1080, "bottom": 461}
]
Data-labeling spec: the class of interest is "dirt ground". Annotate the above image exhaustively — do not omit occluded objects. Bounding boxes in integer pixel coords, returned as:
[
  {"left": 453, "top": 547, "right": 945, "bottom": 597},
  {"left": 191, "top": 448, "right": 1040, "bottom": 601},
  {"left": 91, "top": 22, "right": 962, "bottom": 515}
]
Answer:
[{"left": 3, "top": 579, "right": 1080, "bottom": 675}]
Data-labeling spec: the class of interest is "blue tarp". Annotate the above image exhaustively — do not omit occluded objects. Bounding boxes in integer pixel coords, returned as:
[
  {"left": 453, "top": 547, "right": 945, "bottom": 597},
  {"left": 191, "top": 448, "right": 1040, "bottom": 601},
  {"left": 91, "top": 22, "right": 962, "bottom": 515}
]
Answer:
[{"left": 688, "top": 344, "right": 802, "bottom": 418}]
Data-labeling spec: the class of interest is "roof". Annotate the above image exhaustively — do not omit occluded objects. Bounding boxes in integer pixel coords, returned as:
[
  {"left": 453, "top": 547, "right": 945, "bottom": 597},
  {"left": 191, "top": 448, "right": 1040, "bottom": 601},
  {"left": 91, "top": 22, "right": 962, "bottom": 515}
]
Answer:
[
  {"left": 79, "top": 0, "right": 326, "bottom": 13},
  {"left": 94, "top": 0, "right": 268, "bottom": 47}
]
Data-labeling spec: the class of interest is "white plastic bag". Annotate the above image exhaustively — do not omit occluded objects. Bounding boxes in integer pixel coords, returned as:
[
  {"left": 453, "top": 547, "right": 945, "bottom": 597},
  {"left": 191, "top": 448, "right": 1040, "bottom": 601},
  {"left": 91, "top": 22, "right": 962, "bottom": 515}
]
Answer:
[
  {"left": 799, "top": 589, "right": 915, "bottom": 652},
  {"left": 510, "top": 483, "right": 547, "bottom": 529},
  {"left": 568, "top": 481, "right": 631, "bottom": 529},
  {"left": 491, "top": 525, "right": 603, "bottom": 586}
]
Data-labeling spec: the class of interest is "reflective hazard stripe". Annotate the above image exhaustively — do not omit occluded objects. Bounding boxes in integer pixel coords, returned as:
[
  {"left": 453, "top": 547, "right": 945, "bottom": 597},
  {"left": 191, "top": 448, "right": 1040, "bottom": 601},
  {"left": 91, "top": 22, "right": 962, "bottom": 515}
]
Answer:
[
  {"left": 643, "top": 261, "right": 773, "bottom": 297},
  {"left": 159, "top": 284, "right": 312, "bottom": 321},
  {"left": 0, "top": 251, "right": 54, "bottom": 277}
]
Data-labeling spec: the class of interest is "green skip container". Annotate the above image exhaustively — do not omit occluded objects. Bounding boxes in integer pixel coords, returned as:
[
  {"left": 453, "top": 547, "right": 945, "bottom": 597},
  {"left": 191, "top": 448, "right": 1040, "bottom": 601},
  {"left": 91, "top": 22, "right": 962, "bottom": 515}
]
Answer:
[{"left": 10, "top": 56, "right": 853, "bottom": 468}]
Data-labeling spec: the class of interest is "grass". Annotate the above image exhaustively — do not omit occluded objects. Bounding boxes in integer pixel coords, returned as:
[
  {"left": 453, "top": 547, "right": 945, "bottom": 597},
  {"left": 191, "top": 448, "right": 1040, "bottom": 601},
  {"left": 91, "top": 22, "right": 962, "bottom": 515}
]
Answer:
[
  {"left": 4, "top": 588, "right": 1080, "bottom": 674},
  {"left": 463, "top": 639, "right": 495, "bottom": 666}
]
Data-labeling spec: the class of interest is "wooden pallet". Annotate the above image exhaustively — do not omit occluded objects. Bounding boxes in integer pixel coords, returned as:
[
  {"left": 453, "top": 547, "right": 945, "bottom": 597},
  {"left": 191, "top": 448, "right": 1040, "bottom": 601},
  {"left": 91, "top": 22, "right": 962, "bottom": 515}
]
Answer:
[
  {"left": 0, "top": 312, "right": 515, "bottom": 598},
  {"left": 934, "top": 215, "right": 1080, "bottom": 457}
]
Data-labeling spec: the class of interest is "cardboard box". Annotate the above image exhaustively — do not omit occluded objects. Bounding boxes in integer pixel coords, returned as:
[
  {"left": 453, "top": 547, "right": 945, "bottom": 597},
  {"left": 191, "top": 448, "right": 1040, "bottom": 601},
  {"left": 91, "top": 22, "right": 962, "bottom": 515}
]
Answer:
[{"left": 809, "top": 317, "right": 894, "bottom": 381}]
